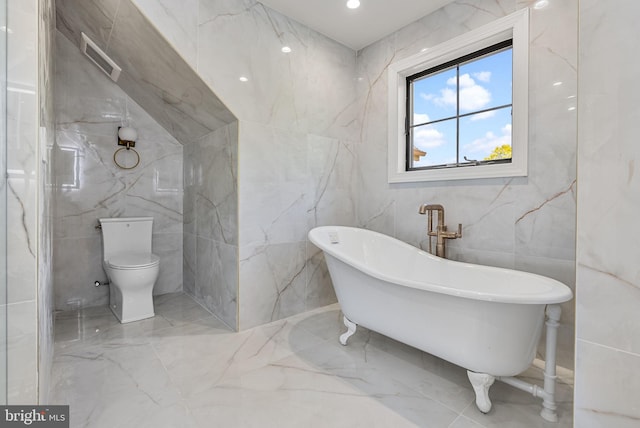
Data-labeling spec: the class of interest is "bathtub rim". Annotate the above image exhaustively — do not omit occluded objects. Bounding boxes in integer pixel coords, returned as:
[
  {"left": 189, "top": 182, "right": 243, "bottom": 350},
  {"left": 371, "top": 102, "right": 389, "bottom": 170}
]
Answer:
[{"left": 309, "top": 226, "right": 573, "bottom": 305}]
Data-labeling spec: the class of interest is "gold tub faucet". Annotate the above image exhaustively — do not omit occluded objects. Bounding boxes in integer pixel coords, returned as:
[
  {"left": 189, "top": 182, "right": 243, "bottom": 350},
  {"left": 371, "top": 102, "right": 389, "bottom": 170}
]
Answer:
[{"left": 418, "top": 204, "right": 462, "bottom": 258}]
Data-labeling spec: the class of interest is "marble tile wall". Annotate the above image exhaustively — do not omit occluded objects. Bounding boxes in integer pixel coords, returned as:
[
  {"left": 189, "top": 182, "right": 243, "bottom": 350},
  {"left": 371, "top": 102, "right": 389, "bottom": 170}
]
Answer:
[
  {"left": 55, "top": 0, "right": 235, "bottom": 145},
  {"left": 354, "top": 0, "right": 577, "bottom": 368},
  {"left": 53, "top": 32, "right": 184, "bottom": 311},
  {"left": 575, "top": 1, "right": 640, "bottom": 425},
  {"left": 131, "top": 0, "right": 578, "bottom": 341},
  {"left": 38, "top": 0, "right": 56, "bottom": 404},
  {"left": 0, "top": 0, "right": 5, "bottom": 404},
  {"left": 236, "top": 126, "right": 356, "bottom": 329},
  {"left": 6, "top": 0, "right": 54, "bottom": 404},
  {"left": 54, "top": 0, "right": 239, "bottom": 327},
  {"left": 183, "top": 122, "right": 238, "bottom": 329},
  {"left": 82, "top": 0, "right": 578, "bottom": 360},
  {"left": 132, "top": 0, "right": 360, "bottom": 329},
  {"left": 31, "top": 0, "right": 640, "bottom": 420},
  {"left": 193, "top": 1, "right": 360, "bottom": 329}
]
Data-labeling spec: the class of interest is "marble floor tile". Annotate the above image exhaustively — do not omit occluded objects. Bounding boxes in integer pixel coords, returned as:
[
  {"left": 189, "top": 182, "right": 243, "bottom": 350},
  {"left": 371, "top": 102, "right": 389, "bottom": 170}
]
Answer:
[
  {"left": 51, "top": 341, "right": 197, "bottom": 427},
  {"left": 187, "top": 357, "right": 460, "bottom": 428},
  {"left": 294, "top": 322, "right": 477, "bottom": 414},
  {"left": 150, "top": 307, "right": 328, "bottom": 398},
  {"left": 54, "top": 305, "right": 119, "bottom": 345},
  {"left": 50, "top": 293, "right": 574, "bottom": 428}
]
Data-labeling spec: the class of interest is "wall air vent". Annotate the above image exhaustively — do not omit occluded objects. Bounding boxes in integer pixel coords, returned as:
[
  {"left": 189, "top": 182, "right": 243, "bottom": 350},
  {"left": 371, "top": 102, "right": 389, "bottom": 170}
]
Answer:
[{"left": 80, "top": 32, "right": 122, "bottom": 82}]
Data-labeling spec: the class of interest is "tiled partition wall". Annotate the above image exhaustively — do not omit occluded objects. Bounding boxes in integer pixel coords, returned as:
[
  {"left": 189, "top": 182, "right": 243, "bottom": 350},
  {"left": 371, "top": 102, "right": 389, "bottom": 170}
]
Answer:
[
  {"left": 354, "top": 0, "right": 578, "bottom": 368},
  {"left": 52, "top": 32, "right": 184, "bottom": 311},
  {"left": 37, "top": 0, "right": 56, "bottom": 403},
  {"left": 6, "top": 0, "right": 40, "bottom": 403},
  {"left": 183, "top": 122, "right": 239, "bottom": 329},
  {"left": 6, "top": 0, "right": 55, "bottom": 403},
  {"left": 133, "top": 0, "right": 359, "bottom": 330},
  {"left": 0, "top": 0, "right": 6, "bottom": 405},
  {"left": 575, "top": 1, "right": 640, "bottom": 425},
  {"left": 198, "top": 1, "right": 359, "bottom": 330}
]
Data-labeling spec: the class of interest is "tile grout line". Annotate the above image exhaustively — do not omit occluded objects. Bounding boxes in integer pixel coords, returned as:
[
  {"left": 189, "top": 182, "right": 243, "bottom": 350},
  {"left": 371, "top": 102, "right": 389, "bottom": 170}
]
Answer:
[{"left": 577, "top": 337, "right": 640, "bottom": 359}]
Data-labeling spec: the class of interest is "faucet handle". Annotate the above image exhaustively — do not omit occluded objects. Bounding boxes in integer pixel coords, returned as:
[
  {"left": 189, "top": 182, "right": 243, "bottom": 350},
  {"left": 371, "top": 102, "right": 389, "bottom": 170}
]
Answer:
[{"left": 456, "top": 223, "right": 462, "bottom": 238}]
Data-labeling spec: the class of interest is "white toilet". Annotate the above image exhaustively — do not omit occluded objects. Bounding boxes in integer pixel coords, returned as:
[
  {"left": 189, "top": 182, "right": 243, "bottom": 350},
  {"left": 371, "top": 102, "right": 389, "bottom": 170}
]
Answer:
[{"left": 99, "top": 217, "right": 160, "bottom": 323}]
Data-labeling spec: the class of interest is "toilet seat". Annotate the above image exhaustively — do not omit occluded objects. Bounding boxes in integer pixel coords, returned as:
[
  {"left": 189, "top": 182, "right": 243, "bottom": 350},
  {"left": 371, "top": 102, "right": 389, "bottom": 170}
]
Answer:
[{"left": 108, "top": 252, "right": 160, "bottom": 270}]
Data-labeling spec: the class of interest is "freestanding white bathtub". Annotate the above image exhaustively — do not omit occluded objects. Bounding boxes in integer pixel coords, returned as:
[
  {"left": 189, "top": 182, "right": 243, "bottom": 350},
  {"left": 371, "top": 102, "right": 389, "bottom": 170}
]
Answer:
[{"left": 309, "top": 226, "right": 573, "bottom": 421}]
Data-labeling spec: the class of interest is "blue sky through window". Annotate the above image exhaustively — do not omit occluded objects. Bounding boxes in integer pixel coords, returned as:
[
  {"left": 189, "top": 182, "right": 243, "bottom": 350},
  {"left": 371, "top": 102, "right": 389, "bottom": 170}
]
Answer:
[{"left": 410, "top": 47, "right": 512, "bottom": 168}]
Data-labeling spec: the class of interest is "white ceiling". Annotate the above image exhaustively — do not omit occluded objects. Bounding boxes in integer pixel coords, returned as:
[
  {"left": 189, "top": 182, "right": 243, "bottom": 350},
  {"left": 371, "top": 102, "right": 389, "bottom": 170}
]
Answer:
[{"left": 258, "top": 0, "right": 455, "bottom": 51}]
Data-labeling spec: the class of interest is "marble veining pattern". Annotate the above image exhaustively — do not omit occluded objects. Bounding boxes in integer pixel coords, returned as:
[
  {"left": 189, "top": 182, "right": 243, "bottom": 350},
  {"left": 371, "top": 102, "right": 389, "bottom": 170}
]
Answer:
[
  {"left": 127, "top": 0, "right": 357, "bottom": 329},
  {"left": 6, "top": 0, "right": 50, "bottom": 404},
  {"left": 37, "top": 0, "right": 57, "bottom": 402},
  {"left": 190, "top": 1, "right": 359, "bottom": 328},
  {"left": 354, "top": 0, "right": 577, "bottom": 369},
  {"left": 54, "top": 0, "right": 576, "bottom": 356},
  {"left": 50, "top": 293, "right": 574, "bottom": 428},
  {"left": 53, "top": 32, "right": 184, "bottom": 310},
  {"left": 183, "top": 122, "right": 238, "bottom": 329},
  {"left": 131, "top": 0, "right": 198, "bottom": 66},
  {"left": 55, "top": 0, "right": 235, "bottom": 145},
  {"left": 575, "top": 0, "right": 640, "bottom": 425}
]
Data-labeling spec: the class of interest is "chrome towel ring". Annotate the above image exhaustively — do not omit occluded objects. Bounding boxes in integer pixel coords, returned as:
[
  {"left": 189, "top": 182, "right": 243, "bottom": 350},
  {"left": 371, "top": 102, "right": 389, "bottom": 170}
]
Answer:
[{"left": 113, "top": 146, "right": 140, "bottom": 169}]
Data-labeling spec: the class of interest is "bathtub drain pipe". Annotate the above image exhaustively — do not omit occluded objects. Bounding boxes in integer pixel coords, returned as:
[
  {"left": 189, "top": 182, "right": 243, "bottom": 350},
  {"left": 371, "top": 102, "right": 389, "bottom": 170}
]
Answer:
[
  {"left": 496, "top": 304, "right": 562, "bottom": 422},
  {"left": 541, "top": 304, "right": 562, "bottom": 422},
  {"left": 496, "top": 376, "right": 551, "bottom": 400}
]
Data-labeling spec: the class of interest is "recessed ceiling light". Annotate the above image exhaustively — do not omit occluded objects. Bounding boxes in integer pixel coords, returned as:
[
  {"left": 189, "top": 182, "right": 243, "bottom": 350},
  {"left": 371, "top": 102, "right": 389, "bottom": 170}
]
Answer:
[
  {"left": 553, "top": 81, "right": 563, "bottom": 86},
  {"left": 346, "top": 0, "right": 360, "bottom": 9},
  {"left": 281, "top": 46, "right": 292, "bottom": 53},
  {"left": 239, "top": 76, "right": 249, "bottom": 82}
]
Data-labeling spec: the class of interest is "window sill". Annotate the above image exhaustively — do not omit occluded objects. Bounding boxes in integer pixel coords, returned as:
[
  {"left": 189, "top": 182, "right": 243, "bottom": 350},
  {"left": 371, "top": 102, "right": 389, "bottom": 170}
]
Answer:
[{"left": 388, "top": 160, "right": 527, "bottom": 183}]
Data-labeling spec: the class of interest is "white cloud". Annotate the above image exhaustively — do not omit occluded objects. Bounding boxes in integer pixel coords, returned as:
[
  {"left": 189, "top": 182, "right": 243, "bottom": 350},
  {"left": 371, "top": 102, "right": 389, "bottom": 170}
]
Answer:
[
  {"left": 447, "top": 73, "right": 475, "bottom": 88},
  {"left": 462, "top": 123, "right": 512, "bottom": 155},
  {"left": 413, "top": 124, "right": 447, "bottom": 150},
  {"left": 413, "top": 113, "right": 430, "bottom": 125},
  {"left": 412, "top": 114, "right": 448, "bottom": 157},
  {"left": 435, "top": 87, "right": 457, "bottom": 108},
  {"left": 474, "top": 71, "right": 491, "bottom": 82},
  {"left": 434, "top": 73, "right": 491, "bottom": 112},
  {"left": 459, "top": 83, "right": 491, "bottom": 111}
]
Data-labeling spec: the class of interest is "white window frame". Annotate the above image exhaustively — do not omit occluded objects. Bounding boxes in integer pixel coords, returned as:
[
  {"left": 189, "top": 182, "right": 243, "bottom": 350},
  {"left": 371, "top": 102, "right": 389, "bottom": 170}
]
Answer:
[{"left": 387, "top": 9, "right": 529, "bottom": 183}]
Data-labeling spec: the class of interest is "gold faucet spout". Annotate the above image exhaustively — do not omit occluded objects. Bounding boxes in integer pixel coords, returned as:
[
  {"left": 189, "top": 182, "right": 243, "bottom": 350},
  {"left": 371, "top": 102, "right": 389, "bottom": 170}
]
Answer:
[{"left": 418, "top": 204, "right": 444, "bottom": 215}]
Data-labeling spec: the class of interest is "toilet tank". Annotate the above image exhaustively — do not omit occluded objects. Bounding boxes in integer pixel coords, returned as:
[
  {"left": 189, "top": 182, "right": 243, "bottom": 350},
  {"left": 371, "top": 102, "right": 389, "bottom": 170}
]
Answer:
[{"left": 99, "top": 217, "right": 153, "bottom": 261}]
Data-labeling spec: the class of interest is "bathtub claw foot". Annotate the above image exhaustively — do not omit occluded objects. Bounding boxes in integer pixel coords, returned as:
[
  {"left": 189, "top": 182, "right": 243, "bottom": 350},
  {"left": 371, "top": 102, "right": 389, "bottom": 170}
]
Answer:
[
  {"left": 468, "top": 371, "right": 495, "bottom": 414},
  {"left": 339, "top": 316, "right": 357, "bottom": 345}
]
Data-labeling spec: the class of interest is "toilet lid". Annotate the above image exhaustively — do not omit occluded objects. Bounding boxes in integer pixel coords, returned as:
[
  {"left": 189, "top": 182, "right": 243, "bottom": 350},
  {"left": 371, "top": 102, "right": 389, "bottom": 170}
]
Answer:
[{"left": 108, "top": 252, "right": 160, "bottom": 269}]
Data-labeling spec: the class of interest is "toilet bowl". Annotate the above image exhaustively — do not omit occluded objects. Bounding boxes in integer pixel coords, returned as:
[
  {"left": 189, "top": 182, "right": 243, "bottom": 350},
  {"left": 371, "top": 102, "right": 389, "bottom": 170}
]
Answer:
[{"left": 99, "top": 217, "right": 160, "bottom": 323}]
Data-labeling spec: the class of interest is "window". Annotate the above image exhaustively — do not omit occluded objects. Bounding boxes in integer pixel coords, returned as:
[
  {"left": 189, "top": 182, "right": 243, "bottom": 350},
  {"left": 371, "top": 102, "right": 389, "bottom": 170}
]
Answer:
[
  {"left": 407, "top": 40, "right": 512, "bottom": 170},
  {"left": 388, "top": 9, "right": 529, "bottom": 183}
]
